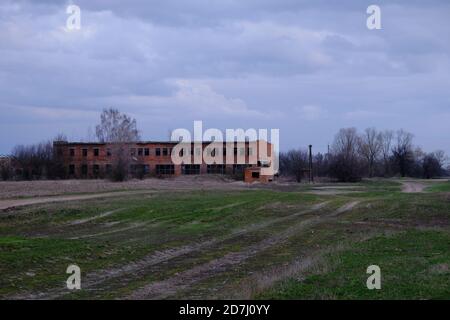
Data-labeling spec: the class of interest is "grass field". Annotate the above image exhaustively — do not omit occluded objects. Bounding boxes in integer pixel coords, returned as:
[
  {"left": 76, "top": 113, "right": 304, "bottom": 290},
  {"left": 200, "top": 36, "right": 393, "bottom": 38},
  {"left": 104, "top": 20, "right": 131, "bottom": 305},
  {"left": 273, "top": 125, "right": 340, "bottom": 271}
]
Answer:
[{"left": 0, "top": 178, "right": 449, "bottom": 299}]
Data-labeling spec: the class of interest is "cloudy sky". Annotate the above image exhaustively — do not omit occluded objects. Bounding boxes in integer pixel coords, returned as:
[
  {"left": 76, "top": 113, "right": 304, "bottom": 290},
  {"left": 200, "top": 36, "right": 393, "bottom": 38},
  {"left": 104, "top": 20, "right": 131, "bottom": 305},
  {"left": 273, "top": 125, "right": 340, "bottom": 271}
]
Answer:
[{"left": 0, "top": 0, "right": 449, "bottom": 154}]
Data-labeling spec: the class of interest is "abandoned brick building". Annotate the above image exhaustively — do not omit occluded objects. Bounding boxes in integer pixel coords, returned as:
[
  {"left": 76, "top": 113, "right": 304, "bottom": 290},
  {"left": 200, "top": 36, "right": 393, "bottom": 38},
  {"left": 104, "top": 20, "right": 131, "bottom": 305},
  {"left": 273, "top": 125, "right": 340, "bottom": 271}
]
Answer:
[{"left": 53, "top": 140, "right": 276, "bottom": 183}]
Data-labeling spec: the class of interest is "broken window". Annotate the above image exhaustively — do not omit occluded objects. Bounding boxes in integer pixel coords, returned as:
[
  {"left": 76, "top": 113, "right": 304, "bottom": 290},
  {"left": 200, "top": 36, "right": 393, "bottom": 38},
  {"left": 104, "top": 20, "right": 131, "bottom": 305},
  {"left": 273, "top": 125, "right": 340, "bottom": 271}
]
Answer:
[
  {"left": 156, "top": 148, "right": 161, "bottom": 156},
  {"left": 155, "top": 164, "right": 174, "bottom": 175},
  {"left": 94, "top": 148, "right": 99, "bottom": 156},
  {"left": 82, "top": 149, "right": 88, "bottom": 157},
  {"left": 138, "top": 148, "right": 143, "bottom": 156},
  {"left": 130, "top": 148, "right": 136, "bottom": 156},
  {"left": 252, "top": 171, "right": 260, "bottom": 178},
  {"left": 107, "top": 148, "right": 112, "bottom": 156},
  {"left": 207, "top": 164, "right": 226, "bottom": 174},
  {"left": 69, "top": 148, "right": 75, "bottom": 157},
  {"left": 233, "top": 164, "right": 248, "bottom": 174},
  {"left": 105, "top": 164, "right": 112, "bottom": 174},
  {"left": 182, "top": 164, "right": 200, "bottom": 175},
  {"left": 93, "top": 164, "right": 100, "bottom": 177},
  {"left": 162, "top": 148, "right": 168, "bottom": 156},
  {"left": 144, "top": 148, "right": 150, "bottom": 156}
]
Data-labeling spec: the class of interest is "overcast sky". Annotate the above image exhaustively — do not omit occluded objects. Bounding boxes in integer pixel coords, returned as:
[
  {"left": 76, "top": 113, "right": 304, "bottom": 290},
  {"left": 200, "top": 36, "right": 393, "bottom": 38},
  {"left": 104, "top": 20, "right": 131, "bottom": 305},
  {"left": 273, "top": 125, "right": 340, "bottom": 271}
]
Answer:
[{"left": 0, "top": 0, "right": 449, "bottom": 154}]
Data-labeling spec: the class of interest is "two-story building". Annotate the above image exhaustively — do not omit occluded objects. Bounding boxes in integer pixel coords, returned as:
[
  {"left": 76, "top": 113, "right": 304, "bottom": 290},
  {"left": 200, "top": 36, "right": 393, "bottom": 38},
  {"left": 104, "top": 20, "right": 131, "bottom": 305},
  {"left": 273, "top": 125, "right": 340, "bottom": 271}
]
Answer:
[{"left": 53, "top": 140, "right": 276, "bottom": 183}]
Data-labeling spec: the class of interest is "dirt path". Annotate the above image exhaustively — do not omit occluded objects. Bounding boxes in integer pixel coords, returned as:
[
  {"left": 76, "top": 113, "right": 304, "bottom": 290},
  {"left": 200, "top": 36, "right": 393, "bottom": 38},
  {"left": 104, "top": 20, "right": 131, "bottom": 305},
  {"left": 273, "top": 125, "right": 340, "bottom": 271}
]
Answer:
[
  {"left": 0, "top": 190, "right": 156, "bottom": 211},
  {"left": 401, "top": 181, "right": 426, "bottom": 193},
  {"left": 69, "top": 208, "right": 125, "bottom": 225},
  {"left": 126, "top": 201, "right": 359, "bottom": 299},
  {"left": 7, "top": 201, "right": 330, "bottom": 300}
]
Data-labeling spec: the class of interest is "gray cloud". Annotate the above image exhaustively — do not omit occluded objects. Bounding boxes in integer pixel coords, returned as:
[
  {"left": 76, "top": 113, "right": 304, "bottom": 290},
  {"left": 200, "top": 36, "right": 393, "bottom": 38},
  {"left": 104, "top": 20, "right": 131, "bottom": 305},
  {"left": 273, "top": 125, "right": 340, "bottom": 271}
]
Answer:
[{"left": 0, "top": 0, "right": 449, "bottom": 155}]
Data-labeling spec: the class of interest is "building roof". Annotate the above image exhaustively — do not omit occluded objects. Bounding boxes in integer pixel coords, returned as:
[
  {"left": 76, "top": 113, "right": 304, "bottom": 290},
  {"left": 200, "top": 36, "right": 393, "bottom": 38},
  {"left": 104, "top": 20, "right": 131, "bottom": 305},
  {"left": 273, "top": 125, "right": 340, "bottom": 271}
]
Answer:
[{"left": 54, "top": 140, "right": 269, "bottom": 146}]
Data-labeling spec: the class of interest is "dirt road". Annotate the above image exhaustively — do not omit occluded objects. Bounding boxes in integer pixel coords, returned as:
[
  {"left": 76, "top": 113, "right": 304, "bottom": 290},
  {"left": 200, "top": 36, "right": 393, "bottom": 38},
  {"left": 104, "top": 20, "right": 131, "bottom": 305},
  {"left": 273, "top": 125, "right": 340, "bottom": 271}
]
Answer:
[
  {"left": 401, "top": 181, "right": 426, "bottom": 193},
  {"left": 0, "top": 190, "right": 156, "bottom": 211}
]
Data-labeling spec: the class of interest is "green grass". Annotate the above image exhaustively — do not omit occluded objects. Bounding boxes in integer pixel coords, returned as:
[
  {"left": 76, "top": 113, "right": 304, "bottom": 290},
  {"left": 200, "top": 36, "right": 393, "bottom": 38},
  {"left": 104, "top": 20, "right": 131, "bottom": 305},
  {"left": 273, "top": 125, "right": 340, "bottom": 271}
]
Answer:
[
  {"left": 427, "top": 181, "right": 450, "bottom": 193},
  {"left": 257, "top": 230, "right": 450, "bottom": 299},
  {"left": 0, "top": 179, "right": 449, "bottom": 299}
]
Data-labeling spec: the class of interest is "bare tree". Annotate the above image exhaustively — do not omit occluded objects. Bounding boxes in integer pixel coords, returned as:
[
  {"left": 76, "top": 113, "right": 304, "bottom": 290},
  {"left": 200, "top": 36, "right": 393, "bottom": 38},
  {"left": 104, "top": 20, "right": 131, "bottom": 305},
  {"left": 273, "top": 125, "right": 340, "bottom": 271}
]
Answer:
[
  {"left": 380, "top": 130, "right": 394, "bottom": 177},
  {"left": 358, "top": 127, "right": 382, "bottom": 177},
  {"left": 95, "top": 108, "right": 140, "bottom": 181},
  {"left": 96, "top": 108, "right": 140, "bottom": 143},
  {"left": 11, "top": 138, "right": 64, "bottom": 180},
  {"left": 279, "top": 149, "right": 308, "bottom": 182},
  {"left": 329, "top": 128, "right": 362, "bottom": 182},
  {"left": 392, "top": 129, "right": 414, "bottom": 177}
]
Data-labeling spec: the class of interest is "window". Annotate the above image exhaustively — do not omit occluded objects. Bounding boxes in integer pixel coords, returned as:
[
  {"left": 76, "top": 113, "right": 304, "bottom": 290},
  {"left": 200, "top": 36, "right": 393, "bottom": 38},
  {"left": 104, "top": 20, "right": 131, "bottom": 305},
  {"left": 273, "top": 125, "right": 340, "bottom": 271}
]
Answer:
[
  {"left": 233, "top": 164, "right": 248, "bottom": 174},
  {"left": 105, "top": 164, "right": 112, "bottom": 174},
  {"left": 156, "top": 148, "right": 161, "bottom": 156},
  {"left": 234, "top": 148, "right": 238, "bottom": 156},
  {"left": 207, "top": 164, "right": 226, "bottom": 174},
  {"left": 107, "top": 148, "right": 112, "bottom": 156},
  {"left": 94, "top": 148, "right": 99, "bottom": 156},
  {"left": 156, "top": 164, "right": 174, "bottom": 175},
  {"left": 138, "top": 148, "right": 143, "bottom": 156},
  {"left": 81, "top": 164, "right": 88, "bottom": 175},
  {"left": 143, "top": 165, "right": 150, "bottom": 174},
  {"left": 252, "top": 171, "right": 260, "bottom": 178},
  {"left": 182, "top": 164, "right": 200, "bottom": 175},
  {"left": 130, "top": 148, "right": 136, "bottom": 156},
  {"left": 69, "top": 164, "right": 75, "bottom": 175},
  {"left": 69, "top": 148, "right": 75, "bottom": 157},
  {"left": 223, "top": 148, "right": 227, "bottom": 156},
  {"left": 144, "top": 148, "right": 150, "bottom": 156},
  {"left": 82, "top": 149, "right": 88, "bottom": 157},
  {"left": 93, "top": 164, "right": 100, "bottom": 177},
  {"left": 162, "top": 148, "right": 168, "bottom": 156}
]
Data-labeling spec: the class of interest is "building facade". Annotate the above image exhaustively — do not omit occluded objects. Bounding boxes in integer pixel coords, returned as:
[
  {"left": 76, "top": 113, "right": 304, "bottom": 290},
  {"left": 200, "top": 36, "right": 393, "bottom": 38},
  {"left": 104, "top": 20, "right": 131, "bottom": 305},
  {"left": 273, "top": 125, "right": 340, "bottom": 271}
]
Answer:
[{"left": 53, "top": 140, "right": 276, "bottom": 183}]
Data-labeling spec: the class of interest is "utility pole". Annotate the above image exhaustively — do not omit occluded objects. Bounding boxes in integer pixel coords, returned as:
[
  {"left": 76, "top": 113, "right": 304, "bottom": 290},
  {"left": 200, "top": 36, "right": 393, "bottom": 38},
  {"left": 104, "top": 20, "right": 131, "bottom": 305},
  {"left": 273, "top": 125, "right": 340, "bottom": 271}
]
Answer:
[{"left": 309, "top": 145, "right": 313, "bottom": 183}]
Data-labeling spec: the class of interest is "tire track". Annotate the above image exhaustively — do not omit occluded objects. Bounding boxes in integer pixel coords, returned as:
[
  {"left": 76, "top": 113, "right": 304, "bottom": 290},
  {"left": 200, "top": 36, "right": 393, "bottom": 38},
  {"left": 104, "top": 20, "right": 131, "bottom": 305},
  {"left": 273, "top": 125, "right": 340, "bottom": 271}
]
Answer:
[
  {"left": 8, "top": 201, "right": 329, "bottom": 300},
  {"left": 127, "top": 201, "right": 359, "bottom": 299}
]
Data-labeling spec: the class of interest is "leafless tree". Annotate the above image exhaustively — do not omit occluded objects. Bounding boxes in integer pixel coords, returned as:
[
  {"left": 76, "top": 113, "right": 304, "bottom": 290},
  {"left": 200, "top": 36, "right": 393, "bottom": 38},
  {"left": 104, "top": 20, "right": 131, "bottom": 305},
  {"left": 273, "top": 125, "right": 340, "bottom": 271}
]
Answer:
[
  {"left": 358, "top": 127, "right": 382, "bottom": 177},
  {"left": 392, "top": 129, "right": 414, "bottom": 177},
  {"left": 380, "top": 130, "right": 394, "bottom": 176},
  {"left": 96, "top": 108, "right": 140, "bottom": 143},
  {"left": 329, "top": 128, "right": 362, "bottom": 182},
  {"left": 95, "top": 108, "right": 140, "bottom": 181},
  {"left": 11, "top": 137, "right": 65, "bottom": 180},
  {"left": 279, "top": 149, "right": 308, "bottom": 182}
]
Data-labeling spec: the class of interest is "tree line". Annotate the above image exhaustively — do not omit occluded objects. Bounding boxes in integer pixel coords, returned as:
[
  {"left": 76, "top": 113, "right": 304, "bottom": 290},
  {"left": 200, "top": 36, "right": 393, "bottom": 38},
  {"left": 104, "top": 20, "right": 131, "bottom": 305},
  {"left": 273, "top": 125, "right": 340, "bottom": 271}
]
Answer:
[
  {"left": 280, "top": 127, "right": 448, "bottom": 182},
  {"left": 0, "top": 109, "right": 140, "bottom": 181},
  {"left": 1, "top": 110, "right": 448, "bottom": 182}
]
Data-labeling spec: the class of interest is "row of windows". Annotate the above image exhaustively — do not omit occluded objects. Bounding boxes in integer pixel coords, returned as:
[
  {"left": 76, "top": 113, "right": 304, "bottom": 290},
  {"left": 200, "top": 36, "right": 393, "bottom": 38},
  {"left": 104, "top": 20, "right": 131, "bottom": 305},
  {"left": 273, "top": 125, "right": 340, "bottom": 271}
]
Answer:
[
  {"left": 69, "top": 164, "right": 176, "bottom": 175},
  {"left": 68, "top": 147, "right": 255, "bottom": 157},
  {"left": 68, "top": 164, "right": 250, "bottom": 176}
]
